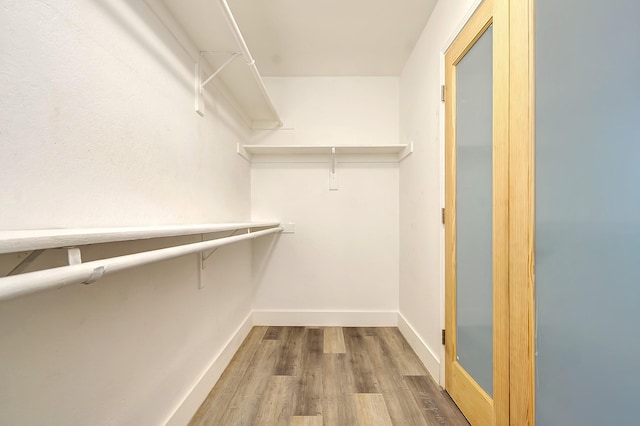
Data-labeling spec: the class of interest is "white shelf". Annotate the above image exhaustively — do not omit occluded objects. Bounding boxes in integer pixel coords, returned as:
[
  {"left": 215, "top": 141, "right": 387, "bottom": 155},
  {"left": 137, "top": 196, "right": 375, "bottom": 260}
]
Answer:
[
  {"left": 239, "top": 144, "right": 413, "bottom": 162},
  {"left": 244, "top": 144, "right": 407, "bottom": 155},
  {"left": 0, "top": 222, "right": 280, "bottom": 254},
  {"left": 147, "top": 0, "right": 281, "bottom": 126}
]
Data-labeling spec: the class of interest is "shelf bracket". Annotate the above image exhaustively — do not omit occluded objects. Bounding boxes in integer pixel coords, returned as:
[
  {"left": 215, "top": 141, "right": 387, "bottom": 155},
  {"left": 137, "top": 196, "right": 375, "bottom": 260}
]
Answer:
[
  {"left": 329, "top": 147, "right": 339, "bottom": 191},
  {"left": 399, "top": 141, "right": 414, "bottom": 161},
  {"left": 4, "top": 246, "right": 82, "bottom": 278},
  {"left": 4, "top": 246, "right": 84, "bottom": 278},
  {"left": 5, "top": 249, "right": 45, "bottom": 277},
  {"left": 200, "top": 51, "right": 242, "bottom": 89},
  {"left": 237, "top": 142, "right": 252, "bottom": 162},
  {"left": 200, "top": 229, "right": 244, "bottom": 269},
  {"left": 195, "top": 51, "right": 242, "bottom": 116}
]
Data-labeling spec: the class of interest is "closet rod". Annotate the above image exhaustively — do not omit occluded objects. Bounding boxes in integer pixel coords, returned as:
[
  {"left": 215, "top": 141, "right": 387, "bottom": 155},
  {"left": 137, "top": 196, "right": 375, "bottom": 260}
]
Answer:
[
  {"left": 0, "top": 226, "right": 283, "bottom": 302},
  {"left": 217, "top": 0, "right": 283, "bottom": 127}
]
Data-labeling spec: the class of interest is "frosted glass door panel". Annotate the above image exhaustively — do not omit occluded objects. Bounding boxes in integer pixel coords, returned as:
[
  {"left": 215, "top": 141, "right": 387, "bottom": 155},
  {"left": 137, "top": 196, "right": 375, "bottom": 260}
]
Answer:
[
  {"left": 536, "top": 1, "right": 640, "bottom": 424},
  {"left": 456, "top": 24, "right": 493, "bottom": 397}
]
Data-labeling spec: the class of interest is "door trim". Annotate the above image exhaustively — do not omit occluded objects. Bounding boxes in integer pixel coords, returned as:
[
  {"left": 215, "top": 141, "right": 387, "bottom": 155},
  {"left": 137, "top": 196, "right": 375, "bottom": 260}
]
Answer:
[{"left": 508, "top": 0, "right": 535, "bottom": 424}]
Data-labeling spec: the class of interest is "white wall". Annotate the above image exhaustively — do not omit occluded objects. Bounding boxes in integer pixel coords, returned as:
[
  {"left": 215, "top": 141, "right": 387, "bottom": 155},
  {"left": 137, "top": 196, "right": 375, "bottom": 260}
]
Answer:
[
  {"left": 0, "top": 0, "right": 251, "bottom": 228},
  {"left": 0, "top": 1, "right": 258, "bottom": 424},
  {"left": 251, "top": 77, "right": 400, "bottom": 322},
  {"left": 398, "top": 0, "right": 478, "bottom": 382},
  {"left": 253, "top": 77, "right": 399, "bottom": 145}
]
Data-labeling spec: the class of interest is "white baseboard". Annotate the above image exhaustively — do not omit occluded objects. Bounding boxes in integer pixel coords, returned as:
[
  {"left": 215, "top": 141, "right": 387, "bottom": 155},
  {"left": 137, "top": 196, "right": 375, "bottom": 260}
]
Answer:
[
  {"left": 252, "top": 310, "right": 398, "bottom": 327},
  {"left": 397, "top": 313, "right": 441, "bottom": 384},
  {"left": 164, "top": 312, "right": 254, "bottom": 426}
]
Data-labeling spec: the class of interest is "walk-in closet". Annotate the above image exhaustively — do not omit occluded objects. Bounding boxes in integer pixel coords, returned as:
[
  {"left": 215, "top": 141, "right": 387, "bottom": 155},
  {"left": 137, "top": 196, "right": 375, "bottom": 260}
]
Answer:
[{"left": 1, "top": 0, "right": 638, "bottom": 424}]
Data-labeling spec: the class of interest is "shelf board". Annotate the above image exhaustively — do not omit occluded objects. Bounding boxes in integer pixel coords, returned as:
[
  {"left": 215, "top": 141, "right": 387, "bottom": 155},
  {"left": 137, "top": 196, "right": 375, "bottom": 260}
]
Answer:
[
  {"left": 238, "top": 144, "right": 413, "bottom": 162},
  {"left": 0, "top": 222, "right": 280, "bottom": 254},
  {"left": 150, "top": 0, "right": 281, "bottom": 125},
  {"left": 242, "top": 144, "right": 410, "bottom": 156}
]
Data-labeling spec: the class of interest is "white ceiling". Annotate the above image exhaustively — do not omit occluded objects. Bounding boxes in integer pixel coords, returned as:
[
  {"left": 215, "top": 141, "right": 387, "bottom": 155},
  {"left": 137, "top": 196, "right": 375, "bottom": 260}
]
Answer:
[{"left": 226, "top": 0, "right": 438, "bottom": 76}]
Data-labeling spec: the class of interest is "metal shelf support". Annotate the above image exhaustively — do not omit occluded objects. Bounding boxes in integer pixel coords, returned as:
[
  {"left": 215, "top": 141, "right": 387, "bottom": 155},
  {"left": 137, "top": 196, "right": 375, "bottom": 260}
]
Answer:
[
  {"left": 196, "top": 51, "right": 242, "bottom": 116},
  {"left": 199, "top": 51, "right": 242, "bottom": 90}
]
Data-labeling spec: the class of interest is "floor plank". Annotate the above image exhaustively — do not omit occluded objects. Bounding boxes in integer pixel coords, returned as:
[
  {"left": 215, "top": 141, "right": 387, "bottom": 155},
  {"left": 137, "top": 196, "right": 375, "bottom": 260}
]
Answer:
[
  {"left": 322, "top": 353, "right": 357, "bottom": 425},
  {"left": 323, "top": 326, "right": 346, "bottom": 353},
  {"left": 377, "top": 327, "right": 429, "bottom": 376},
  {"left": 343, "top": 327, "right": 380, "bottom": 393},
  {"left": 291, "top": 328, "right": 323, "bottom": 417},
  {"left": 213, "top": 340, "right": 282, "bottom": 426},
  {"left": 254, "top": 375, "right": 293, "bottom": 425},
  {"left": 289, "top": 416, "right": 323, "bottom": 426},
  {"left": 363, "top": 334, "right": 406, "bottom": 393},
  {"left": 353, "top": 393, "right": 393, "bottom": 426},
  {"left": 383, "top": 389, "right": 431, "bottom": 426},
  {"left": 322, "top": 353, "right": 356, "bottom": 397},
  {"left": 263, "top": 326, "right": 284, "bottom": 341},
  {"left": 405, "top": 375, "right": 470, "bottom": 425},
  {"left": 274, "top": 326, "right": 304, "bottom": 376}
]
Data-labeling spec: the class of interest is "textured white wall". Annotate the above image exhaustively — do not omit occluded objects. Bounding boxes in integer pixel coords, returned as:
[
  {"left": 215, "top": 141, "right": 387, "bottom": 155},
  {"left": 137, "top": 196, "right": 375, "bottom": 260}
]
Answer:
[
  {"left": 252, "top": 164, "right": 399, "bottom": 313},
  {"left": 0, "top": 0, "right": 251, "bottom": 228},
  {"left": 254, "top": 77, "right": 399, "bottom": 146},
  {"left": 0, "top": 1, "right": 257, "bottom": 424},
  {"left": 399, "top": 0, "right": 478, "bottom": 383},
  {"left": 251, "top": 77, "right": 399, "bottom": 316}
]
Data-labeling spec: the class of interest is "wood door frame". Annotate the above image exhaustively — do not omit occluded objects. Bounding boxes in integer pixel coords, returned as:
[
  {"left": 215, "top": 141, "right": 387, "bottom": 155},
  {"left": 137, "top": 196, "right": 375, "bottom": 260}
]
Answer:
[
  {"left": 444, "top": 0, "right": 509, "bottom": 424},
  {"left": 508, "top": 0, "right": 535, "bottom": 424}
]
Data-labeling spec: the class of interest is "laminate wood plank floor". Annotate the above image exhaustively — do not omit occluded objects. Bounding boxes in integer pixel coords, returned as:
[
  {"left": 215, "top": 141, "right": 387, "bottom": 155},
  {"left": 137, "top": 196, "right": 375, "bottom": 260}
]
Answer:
[{"left": 189, "top": 327, "right": 469, "bottom": 426}]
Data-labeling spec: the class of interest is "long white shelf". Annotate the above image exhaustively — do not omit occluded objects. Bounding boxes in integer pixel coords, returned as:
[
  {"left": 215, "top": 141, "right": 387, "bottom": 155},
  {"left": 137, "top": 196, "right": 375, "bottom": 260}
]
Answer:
[
  {"left": 0, "top": 222, "right": 280, "bottom": 254},
  {"left": 244, "top": 144, "right": 407, "bottom": 155},
  {"left": 146, "top": 0, "right": 281, "bottom": 126},
  {"left": 239, "top": 143, "right": 413, "bottom": 162},
  {"left": 0, "top": 226, "right": 283, "bottom": 302}
]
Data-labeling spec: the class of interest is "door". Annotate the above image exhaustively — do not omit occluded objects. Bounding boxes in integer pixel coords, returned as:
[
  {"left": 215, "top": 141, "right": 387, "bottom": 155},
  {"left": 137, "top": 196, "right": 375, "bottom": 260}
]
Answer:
[{"left": 444, "top": 0, "right": 508, "bottom": 424}]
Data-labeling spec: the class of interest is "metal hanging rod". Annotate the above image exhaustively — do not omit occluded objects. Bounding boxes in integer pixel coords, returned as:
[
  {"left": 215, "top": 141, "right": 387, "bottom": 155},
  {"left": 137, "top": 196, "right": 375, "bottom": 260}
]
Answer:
[{"left": 0, "top": 226, "right": 283, "bottom": 302}]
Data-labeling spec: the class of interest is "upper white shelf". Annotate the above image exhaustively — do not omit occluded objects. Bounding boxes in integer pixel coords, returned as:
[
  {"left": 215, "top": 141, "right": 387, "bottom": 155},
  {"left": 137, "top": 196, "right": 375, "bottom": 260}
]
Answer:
[
  {"left": 239, "top": 143, "right": 413, "bottom": 162},
  {"left": 244, "top": 144, "right": 407, "bottom": 155},
  {"left": 0, "top": 222, "right": 280, "bottom": 254},
  {"left": 148, "top": 0, "right": 281, "bottom": 126}
]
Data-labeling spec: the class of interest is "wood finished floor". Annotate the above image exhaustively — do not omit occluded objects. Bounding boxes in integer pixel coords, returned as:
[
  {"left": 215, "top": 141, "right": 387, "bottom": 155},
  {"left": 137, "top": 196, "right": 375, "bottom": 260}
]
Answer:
[{"left": 189, "top": 327, "right": 469, "bottom": 426}]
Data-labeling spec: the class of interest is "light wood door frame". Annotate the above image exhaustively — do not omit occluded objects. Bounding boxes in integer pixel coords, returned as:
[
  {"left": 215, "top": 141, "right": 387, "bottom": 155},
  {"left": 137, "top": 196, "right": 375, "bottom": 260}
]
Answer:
[
  {"left": 508, "top": 0, "right": 535, "bottom": 424},
  {"left": 444, "top": 0, "right": 509, "bottom": 424}
]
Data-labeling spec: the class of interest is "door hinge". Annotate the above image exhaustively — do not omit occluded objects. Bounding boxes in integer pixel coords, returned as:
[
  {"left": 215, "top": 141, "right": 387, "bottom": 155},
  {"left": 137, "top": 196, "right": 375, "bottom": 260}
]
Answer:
[
  {"left": 441, "top": 207, "right": 445, "bottom": 225},
  {"left": 442, "top": 329, "right": 446, "bottom": 345},
  {"left": 441, "top": 84, "right": 446, "bottom": 102}
]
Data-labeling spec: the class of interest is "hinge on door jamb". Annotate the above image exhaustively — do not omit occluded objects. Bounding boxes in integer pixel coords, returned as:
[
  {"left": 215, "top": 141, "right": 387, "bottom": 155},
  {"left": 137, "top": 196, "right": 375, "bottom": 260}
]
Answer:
[
  {"left": 442, "top": 329, "right": 446, "bottom": 345},
  {"left": 441, "top": 85, "right": 445, "bottom": 102},
  {"left": 441, "top": 208, "right": 445, "bottom": 225}
]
